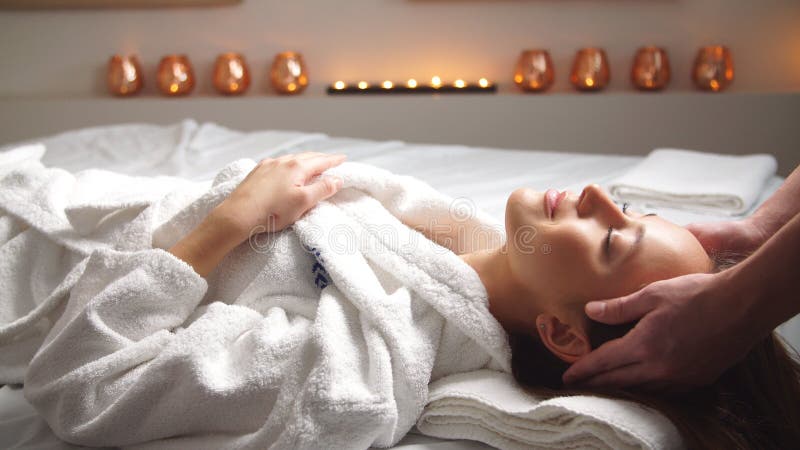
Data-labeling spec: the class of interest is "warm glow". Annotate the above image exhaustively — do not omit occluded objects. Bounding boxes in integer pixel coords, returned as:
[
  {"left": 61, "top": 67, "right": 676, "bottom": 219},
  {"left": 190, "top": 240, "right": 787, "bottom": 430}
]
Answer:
[
  {"left": 287, "top": 83, "right": 297, "bottom": 92},
  {"left": 514, "top": 74, "right": 523, "bottom": 84},
  {"left": 585, "top": 78, "right": 594, "bottom": 87},
  {"left": 431, "top": 76, "right": 442, "bottom": 88},
  {"left": 407, "top": 78, "right": 418, "bottom": 88},
  {"left": 710, "top": 79, "right": 720, "bottom": 91},
  {"left": 454, "top": 79, "right": 466, "bottom": 88},
  {"left": 169, "top": 84, "right": 179, "bottom": 93},
  {"left": 358, "top": 81, "right": 368, "bottom": 89},
  {"left": 334, "top": 80, "right": 346, "bottom": 90},
  {"left": 382, "top": 80, "right": 393, "bottom": 89},
  {"left": 478, "top": 78, "right": 489, "bottom": 88},
  {"left": 230, "top": 82, "right": 239, "bottom": 91}
]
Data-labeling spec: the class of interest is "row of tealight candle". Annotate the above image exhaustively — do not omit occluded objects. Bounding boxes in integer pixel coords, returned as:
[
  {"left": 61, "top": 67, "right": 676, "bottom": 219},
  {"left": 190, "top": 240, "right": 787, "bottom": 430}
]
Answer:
[{"left": 327, "top": 76, "right": 496, "bottom": 94}]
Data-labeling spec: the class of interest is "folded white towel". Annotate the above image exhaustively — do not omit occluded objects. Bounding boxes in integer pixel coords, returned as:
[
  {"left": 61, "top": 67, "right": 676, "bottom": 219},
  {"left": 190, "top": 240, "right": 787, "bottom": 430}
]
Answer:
[
  {"left": 418, "top": 370, "right": 684, "bottom": 450},
  {"left": 607, "top": 148, "right": 777, "bottom": 216}
]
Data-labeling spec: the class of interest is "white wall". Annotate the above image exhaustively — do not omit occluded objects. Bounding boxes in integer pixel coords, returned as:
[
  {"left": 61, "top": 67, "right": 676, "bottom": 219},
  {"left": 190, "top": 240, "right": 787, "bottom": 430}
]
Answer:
[{"left": 1, "top": 0, "right": 799, "bottom": 97}]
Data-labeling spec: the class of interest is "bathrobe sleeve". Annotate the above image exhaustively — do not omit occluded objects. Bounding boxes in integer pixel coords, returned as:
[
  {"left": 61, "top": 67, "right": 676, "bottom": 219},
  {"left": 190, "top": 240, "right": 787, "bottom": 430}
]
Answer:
[{"left": 22, "top": 247, "right": 311, "bottom": 447}]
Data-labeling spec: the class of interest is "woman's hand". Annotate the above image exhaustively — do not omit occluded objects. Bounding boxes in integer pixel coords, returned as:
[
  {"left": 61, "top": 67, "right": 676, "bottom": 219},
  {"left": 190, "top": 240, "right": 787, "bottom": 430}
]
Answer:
[
  {"left": 169, "top": 152, "right": 346, "bottom": 277},
  {"left": 215, "top": 152, "right": 346, "bottom": 240},
  {"left": 685, "top": 217, "right": 766, "bottom": 258}
]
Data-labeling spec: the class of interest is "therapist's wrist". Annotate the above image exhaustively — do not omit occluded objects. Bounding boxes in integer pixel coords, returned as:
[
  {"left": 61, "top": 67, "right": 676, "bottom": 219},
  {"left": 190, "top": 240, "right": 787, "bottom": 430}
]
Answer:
[{"left": 716, "top": 255, "right": 781, "bottom": 341}]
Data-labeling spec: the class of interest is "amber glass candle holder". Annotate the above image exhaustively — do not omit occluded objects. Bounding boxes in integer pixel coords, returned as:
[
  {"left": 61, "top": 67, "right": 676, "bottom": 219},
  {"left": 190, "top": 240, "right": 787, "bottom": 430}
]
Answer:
[
  {"left": 631, "top": 46, "right": 671, "bottom": 91},
  {"left": 513, "top": 49, "right": 555, "bottom": 92},
  {"left": 692, "top": 46, "right": 734, "bottom": 92},
  {"left": 270, "top": 51, "right": 308, "bottom": 95},
  {"left": 570, "top": 47, "right": 610, "bottom": 91},
  {"left": 107, "top": 54, "right": 144, "bottom": 96},
  {"left": 213, "top": 52, "right": 251, "bottom": 95},
  {"left": 157, "top": 54, "right": 195, "bottom": 96}
]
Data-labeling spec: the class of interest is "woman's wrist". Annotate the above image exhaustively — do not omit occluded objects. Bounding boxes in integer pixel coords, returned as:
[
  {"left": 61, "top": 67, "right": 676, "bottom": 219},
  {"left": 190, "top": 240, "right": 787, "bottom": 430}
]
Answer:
[
  {"left": 207, "top": 201, "right": 253, "bottom": 246},
  {"left": 168, "top": 204, "right": 250, "bottom": 278}
]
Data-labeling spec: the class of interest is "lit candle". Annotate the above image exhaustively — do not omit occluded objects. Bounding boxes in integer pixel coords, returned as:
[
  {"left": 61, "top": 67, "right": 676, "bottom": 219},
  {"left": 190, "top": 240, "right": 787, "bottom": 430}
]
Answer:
[
  {"left": 358, "top": 81, "right": 369, "bottom": 89},
  {"left": 431, "top": 76, "right": 442, "bottom": 88},
  {"left": 407, "top": 78, "right": 418, "bottom": 88},
  {"left": 478, "top": 78, "right": 489, "bottom": 88},
  {"left": 382, "top": 80, "right": 393, "bottom": 89},
  {"left": 334, "top": 80, "right": 346, "bottom": 90},
  {"left": 454, "top": 79, "right": 466, "bottom": 88}
]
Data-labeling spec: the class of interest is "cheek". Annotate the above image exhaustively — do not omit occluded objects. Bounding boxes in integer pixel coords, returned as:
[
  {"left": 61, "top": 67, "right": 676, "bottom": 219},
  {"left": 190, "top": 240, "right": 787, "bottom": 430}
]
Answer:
[{"left": 509, "top": 225, "right": 600, "bottom": 296}]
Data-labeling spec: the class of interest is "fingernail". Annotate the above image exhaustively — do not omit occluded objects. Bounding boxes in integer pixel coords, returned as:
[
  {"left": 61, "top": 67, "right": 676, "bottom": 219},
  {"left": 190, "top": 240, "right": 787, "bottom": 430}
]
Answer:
[
  {"left": 333, "top": 176, "right": 343, "bottom": 189},
  {"left": 586, "top": 301, "right": 605, "bottom": 317}
]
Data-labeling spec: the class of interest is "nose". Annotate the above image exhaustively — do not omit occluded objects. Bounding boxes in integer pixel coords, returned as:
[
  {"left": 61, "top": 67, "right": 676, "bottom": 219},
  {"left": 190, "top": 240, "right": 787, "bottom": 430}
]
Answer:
[{"left": 577, "top": 184, "right": 627, "bottom": 224}]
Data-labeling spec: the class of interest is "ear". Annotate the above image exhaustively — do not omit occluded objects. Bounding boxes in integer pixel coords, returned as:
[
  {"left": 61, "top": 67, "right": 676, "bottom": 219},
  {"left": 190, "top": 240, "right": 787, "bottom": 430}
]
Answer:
[{"left": 535, "top": 313, "right": 591, "bottom": 363}]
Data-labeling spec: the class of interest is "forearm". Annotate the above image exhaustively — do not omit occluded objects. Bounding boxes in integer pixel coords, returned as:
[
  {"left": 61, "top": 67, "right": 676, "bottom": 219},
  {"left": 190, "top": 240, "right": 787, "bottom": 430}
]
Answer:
[
  {"left": 168, "top": 204, "right": 249, "bottom": 278},
  {"left": 721, "top": 211, "right": 800, "bottom": 336},
  {"left": 749, "top": 165, "right": 800, "bottom": 238}
]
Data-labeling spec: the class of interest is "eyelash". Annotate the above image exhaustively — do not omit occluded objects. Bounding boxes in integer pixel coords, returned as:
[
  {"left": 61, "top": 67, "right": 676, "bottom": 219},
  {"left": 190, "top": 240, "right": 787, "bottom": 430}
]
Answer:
[{"left": 605, "top": 203, "right": 630, "bottom": 254}]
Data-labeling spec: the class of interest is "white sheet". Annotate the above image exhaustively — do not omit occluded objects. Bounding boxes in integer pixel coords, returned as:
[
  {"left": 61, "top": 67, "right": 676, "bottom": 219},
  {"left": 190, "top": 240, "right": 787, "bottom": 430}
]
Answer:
[{"left": 0, "top": 119, "right": 793, "bottom": 450}]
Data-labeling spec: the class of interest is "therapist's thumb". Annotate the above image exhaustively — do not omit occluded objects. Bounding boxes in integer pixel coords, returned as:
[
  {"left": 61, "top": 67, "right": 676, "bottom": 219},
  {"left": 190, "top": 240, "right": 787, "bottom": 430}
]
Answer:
[{"left": 586, "top": 290, "right": 655, "bottom": 325}]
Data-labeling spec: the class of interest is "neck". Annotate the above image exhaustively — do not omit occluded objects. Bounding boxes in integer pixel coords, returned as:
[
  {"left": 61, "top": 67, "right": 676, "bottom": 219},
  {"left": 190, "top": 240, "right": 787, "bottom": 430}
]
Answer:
[{"left": 460, "top": 246, "right": 538, "bottom": 334}]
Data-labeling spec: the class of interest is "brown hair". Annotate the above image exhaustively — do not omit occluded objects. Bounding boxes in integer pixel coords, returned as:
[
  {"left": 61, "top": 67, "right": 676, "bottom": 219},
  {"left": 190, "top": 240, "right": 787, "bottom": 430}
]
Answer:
[{"left": 509, "top": 322, "right": 800, "bottom": 449}]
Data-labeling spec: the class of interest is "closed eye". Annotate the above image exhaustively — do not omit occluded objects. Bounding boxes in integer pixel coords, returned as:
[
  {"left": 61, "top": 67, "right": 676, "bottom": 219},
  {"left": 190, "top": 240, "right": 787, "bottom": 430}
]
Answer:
[{"left": 604, "top": 203, "right": 656, "bottom": 258}]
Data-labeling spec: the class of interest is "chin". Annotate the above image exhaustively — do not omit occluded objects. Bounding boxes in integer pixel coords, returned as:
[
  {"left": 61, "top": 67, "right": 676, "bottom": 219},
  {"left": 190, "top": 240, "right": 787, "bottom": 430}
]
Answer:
[
  {"left": 505, "top": 187, "right": 545, "bottom": 235},
  {"left": 507, "top": 187, "right": 541, "bottom": 211}
]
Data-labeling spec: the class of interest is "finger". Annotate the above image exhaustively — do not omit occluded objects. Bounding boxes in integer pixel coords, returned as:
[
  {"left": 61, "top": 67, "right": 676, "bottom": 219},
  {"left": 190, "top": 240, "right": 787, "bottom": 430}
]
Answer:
[
  {"left": 303, "top": 176, "right": 342, "bottom": 204},
  {"left": 295, "top": 152, "right": 329, "bottom": 160},
  {"left": 301, "top": 154, "right": 347, "bottom": 177},
  {"left": 562, "top": 337, "right": 640, "bottom": 385},
  {"left": 574, "top": 362, "right": 652, "bottom": 390},
  {"left": 585, "top": 289, "right": 658, "bottom": 325}
]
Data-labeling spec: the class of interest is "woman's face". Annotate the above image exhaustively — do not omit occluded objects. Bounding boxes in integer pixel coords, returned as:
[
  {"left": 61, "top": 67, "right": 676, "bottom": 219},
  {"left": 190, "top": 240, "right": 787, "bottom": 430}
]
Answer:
[{"left": 504, "top": 184, "right": 713, "bottom": 317}]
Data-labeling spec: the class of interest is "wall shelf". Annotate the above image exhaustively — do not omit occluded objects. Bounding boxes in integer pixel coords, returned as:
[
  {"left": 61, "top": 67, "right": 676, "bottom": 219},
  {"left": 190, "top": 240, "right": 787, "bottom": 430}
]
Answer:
[{"left": 1, "top": 90, "right": 798, "bottom": 175}]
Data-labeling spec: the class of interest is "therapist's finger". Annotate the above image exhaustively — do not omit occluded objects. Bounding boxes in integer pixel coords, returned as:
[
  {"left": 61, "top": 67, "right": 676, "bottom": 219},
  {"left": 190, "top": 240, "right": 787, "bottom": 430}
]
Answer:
[
  {"left": 575, "top": 362, "right": 651, "bottom": 390},
  {"left": 563, "top": 337, "right": 641, "bottom": 386},
  {"left": 585, "top": 289, "right": 658, "bottom": 325}
]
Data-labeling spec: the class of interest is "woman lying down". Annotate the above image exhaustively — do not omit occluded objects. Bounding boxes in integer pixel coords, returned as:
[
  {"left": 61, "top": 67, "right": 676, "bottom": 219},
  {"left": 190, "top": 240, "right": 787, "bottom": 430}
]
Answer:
[{"left": 1, "top": 150, "right": 798, "bottom": 449}]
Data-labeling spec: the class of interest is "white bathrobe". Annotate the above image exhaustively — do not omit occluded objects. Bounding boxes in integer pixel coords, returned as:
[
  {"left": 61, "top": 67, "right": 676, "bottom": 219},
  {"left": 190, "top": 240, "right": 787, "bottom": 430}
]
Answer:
[{"left": 0, "top": 145, "right": 511, "bottom": 449}]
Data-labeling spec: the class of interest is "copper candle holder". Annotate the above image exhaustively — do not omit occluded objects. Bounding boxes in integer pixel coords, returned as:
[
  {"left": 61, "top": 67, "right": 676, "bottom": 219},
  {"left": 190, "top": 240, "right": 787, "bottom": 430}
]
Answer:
[
  {"left": 570, "top": 47, "right": 610, "bottom": 91},
  {"left": 513, "top": 49, "right": 555, "bottom": 92},
  {"left": 157, "top": 54, "right": 195, "bottom": 96},
  {"left": 270, "top": 51, "right": 308, "bottom": 95},
  {"left": 631, "top": 46, "right": 671, "bottom": 91},
  {"left": 213, "top": 52, "right": 251, "bottom": 95},
  {"left": 692, "top": 46, "right": 734, "bottom": 92},
  {"left": 107, "top": 54, "right": 144, "bottom": 96}
]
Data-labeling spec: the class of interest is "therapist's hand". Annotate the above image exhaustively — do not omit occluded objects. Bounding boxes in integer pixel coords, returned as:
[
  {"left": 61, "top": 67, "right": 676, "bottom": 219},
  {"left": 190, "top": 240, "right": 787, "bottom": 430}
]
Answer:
[
  {"left": 686, "top": 217, "right": 766, "bottom": 257},
  {"left": 561, "top": 271, "right": 759, "bottom": 391}
]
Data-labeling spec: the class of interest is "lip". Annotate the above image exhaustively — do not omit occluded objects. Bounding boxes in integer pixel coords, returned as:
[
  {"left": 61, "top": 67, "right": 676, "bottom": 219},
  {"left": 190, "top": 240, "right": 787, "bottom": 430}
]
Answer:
[{"left": 544, "top": 189, "right": 567, "bottom": 219}]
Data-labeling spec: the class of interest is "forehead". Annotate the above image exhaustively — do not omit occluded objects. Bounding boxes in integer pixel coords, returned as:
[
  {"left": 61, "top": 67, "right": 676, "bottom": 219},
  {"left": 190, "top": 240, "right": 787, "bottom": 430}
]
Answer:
[{"left": 615, "top": 216, "right": 712, "bottom": 288}]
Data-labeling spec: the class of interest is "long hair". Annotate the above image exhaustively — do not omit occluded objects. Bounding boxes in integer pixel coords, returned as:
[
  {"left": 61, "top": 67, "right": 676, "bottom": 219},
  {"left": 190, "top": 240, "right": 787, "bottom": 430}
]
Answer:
[{"left": 509, "top": 254, "right": 800, "bottom": 449}]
